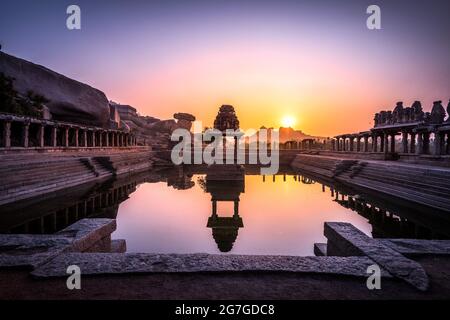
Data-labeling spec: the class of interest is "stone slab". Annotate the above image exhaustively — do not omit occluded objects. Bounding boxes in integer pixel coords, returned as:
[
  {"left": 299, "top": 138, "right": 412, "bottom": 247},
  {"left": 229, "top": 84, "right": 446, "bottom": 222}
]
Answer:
[
  {"left": 111, "top": 239, "right": 127, "bottom": 253},
  {"left": 31, "top": 252, "right": 392, "bottom": 278},
  {"left": 0, "top": 219, "right": 116, "bottom": 269},
  {"left": 380, "top": 239, "right": 450, "bottom": 256},
  {"left": 325, "top": 222, "right": 429, "bottom": 291},
  {"left": 314, "top": 243, "right": 327, "bottom": 256}
]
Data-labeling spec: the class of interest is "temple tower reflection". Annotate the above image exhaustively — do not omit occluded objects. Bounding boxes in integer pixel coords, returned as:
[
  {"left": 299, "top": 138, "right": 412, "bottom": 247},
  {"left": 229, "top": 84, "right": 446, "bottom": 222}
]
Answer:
[{"left": 205, "top": 165, "right": 245, "bottom": 252}]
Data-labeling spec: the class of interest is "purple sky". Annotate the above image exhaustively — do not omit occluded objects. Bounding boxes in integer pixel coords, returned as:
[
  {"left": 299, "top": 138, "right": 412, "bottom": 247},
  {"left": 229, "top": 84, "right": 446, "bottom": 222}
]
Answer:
[{"left": 1, "top": 0, "right": 449, "bottom": 135}]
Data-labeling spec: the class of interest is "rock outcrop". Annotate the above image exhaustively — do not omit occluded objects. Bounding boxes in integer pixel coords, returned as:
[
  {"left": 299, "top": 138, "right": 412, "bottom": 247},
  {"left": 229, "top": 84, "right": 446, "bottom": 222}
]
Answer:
[
  {"left": 0, "top": 52, "right": 110, "bottom": 127},
  {"left": 110, "top": 102, "right": 195, "bottom": 147}
]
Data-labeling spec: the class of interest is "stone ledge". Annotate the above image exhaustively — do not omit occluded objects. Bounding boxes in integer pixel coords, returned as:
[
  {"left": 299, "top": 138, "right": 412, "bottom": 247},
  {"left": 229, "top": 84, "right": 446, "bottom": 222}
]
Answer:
[
  {"left": 31, "top": 252, "right": 392, "bottom": 278},
  {"left": 380, "top": 239, "right": 450, "bottom": 257},
  {"left": 0, "top": 219, "right": 116, "bottom": 269},
  {"left": 325, "top": 222, "right": 429, "bottom": 291}
]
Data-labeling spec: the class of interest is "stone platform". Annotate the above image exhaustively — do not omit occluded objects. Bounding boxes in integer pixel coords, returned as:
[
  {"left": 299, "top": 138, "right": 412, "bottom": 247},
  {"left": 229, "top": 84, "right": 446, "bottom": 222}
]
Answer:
[
  {"left": 291, "top": 154, "right": 450, "bottom": 212},
  {"left": 2, "top": 218, "right": 450, "bottom": 294}
]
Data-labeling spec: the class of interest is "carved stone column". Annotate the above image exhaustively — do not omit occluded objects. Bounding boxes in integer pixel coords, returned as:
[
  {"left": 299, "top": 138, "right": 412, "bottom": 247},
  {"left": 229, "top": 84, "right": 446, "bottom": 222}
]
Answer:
[
  {"left": 38, "top": 125, "right": 45, "bottom": 147},
  {"left": 83, "top": 130, "right": 88, "bottom": 147},
  {"left": 2, "top": 121, "right": 11, "bottom": 148},
  {"left": 364, "top": 136, "right": 369, "bottom": 152},
  {"left": 383, "top": 133, "right": 388, "bottom": 154},
  {"left": 22, "top": 123, "right": 30, "bottom": 148},
  {"left": 402, "top": 131, "right": 408, "bottom": 153},
  {"left": 410, "top": 132, "right": 416, "bottom": 153},
  {"left": 63, "top": 127, "right": 69, "bottom": 147},
  {"left": 51, "top": 126, "right": 57, "bottom": 147},
  {"left": 416, "top": 133, "right": 423, "bottom": 154},
  {"left": 74, "top": 128, "right": 79, "bottom": 147},
  {"left": 423, "top": 132, "right": 430, "bottom": 154},
  {"left": 390, "top": 133, "right": 396, "bottom": 153},
  {"left": 372, "top": 134, "right": 377, "bottom": 152}
]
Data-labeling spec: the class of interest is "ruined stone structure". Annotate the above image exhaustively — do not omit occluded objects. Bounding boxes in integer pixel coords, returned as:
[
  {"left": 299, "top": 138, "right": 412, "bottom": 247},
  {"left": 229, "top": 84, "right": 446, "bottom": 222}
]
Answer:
[
  {"left": 333, "top": 100, "right": 450, "bottom": 158},
  {"left": 212, "top": 105, "right": 243, "bottom": 162},
  {"left": 0, "top": 113, "right": 137, "bottom": 150},
  {"left": 213, "top": 105, "right": 240, "bottom": 131}
]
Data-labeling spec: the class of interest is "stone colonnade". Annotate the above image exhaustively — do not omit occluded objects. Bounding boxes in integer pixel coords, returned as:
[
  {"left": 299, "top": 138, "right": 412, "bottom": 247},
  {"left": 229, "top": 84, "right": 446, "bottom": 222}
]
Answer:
[
  {"left": 280, "top": 139, "right": 316, "bottom": 150},
  {"left": 0, "top": 113, "right": 137, "bottom": 149},
  {"left": 8, "top": 181, "right": 137, "bottom": 234},
  {"left": 333, "top": 125, "right": 450, "bottom": 156}
]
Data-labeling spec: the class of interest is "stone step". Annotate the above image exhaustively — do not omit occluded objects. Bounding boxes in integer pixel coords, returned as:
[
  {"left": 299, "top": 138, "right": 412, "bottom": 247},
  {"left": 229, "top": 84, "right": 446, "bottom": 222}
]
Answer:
[
  {"left": 353, "top": 169, "right": 450, "bottom": 196},
  {"left": 293, "top": 164, "right": 335, "bottom": 178},
  {"left": 338, "top": 175, "right": 450, "bottom": 211},
  {"left": 366, "top": 163, "right": 450, "bottom": 178},
  {"left": 0, "top": 159, "right": 84, "bottom": 174},
  {"left": 0, "top": 163, "right": 90, "bottom": 185},
  {"left": 0, "top": 172, "right": 97, "bottom": 194},
  {"left": 360, "top": 166, "right": 450, "bottom": 187},
  {"left": 340, "top": 171, "right": 450, "bottom": 198},
  {"left": 0, "top": 173, "right": 98, "bottom": 204}
]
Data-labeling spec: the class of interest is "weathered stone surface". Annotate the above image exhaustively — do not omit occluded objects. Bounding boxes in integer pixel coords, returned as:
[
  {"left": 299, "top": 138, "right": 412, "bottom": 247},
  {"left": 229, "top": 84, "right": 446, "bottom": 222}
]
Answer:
[
  {"left": 0, "top": 234, "right": 72, "bottom": 269},
  {"left": 0, "top": 52, "right": 110, "bottom": 127},
  {"left": 111, "top": 239, "right": 127, "bottom": 253},
  {"left": 57, "top": 218, "right": 116, "bottom": 252},
  {"left": 314, "top": 243, "right": 327, "bottom": 256},
  {"left": 0, "top": 219, "right": 116, "bottom": 269},
  {"left": 31, "top": 252, "right": 390, "bottom": 278},
  {"left": 174, "top": 113, "right": 195, "bottom": 122},
  {"left": 380, "top": 239, "right": 450, "bottom": 257},
  {"left": 325, "top": 222, "right": 429, "bottom": 291}
]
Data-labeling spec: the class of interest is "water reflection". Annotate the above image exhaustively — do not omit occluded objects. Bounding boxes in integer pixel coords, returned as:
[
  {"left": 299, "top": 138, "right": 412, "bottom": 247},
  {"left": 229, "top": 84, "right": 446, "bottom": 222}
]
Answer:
[{"left": 1, "top": 165, "right": 449, "bottom": 255}]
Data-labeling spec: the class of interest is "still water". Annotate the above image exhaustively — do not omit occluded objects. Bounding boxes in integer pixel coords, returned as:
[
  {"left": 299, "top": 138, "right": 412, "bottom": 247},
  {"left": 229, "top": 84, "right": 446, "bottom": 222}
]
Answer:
[
  {"left": 1, "top": 167, "right": 449, "bottom": 256},
  {"left": 113, "top": 174, "right": 371, "bottom": 255}
]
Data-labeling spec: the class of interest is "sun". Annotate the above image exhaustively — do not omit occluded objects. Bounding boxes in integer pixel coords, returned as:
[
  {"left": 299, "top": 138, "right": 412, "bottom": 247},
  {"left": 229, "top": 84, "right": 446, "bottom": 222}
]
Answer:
[{"left": 281, "top": 115, "right": 296, "bottom": 128}]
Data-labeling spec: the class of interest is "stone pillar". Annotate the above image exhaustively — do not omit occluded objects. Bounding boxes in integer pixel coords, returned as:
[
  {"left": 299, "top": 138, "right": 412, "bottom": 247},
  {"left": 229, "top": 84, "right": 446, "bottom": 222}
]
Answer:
[
  {"left": 380, "top": 133, "right": 385, "bottom": 152},
  {"left": 402, "top": 131, "right": 408, "bottom": 153},
  {"left": 364, "top": 136, "right": 369, "bottom": 152},
  {"left": 356, "top": 137, "right": 361, "bottom": 152},
  {"left": 372, "top": 134, "right": 377, "bottom": 152},
  {"left": 416, "top": 133, "right": 423, "bottom": 154},
  {"left": 434, "top": 132, "right": 443, "bottom": 155},
  {"left": 92, "top": 131, "right": 96, "bottom": 147},
  {"left": 2, "top": 121, "right": 11, "bottom": 148},
  {"left": 410, "top": 133, "right": 416, "bottom": 153},
  {"left": 83, "top": 130, "right": 88, "bottom": 147},
  {"left": 447, "top": 133, "right": 450, "bottom": 155},
  {"left": 38, "top": 125, "right": 45, "bottom": 147},
  {"left": 74, "top": 128, "right": 79, "bottom": 147},
  {"left": 383, "top": 133, "right": 388, "bottom": 154},
  {"left": 51, "top": 126, "right": 57, "bottom": 147},
  {"left": 98, "top": 131, "right": 103, "bottom": 147},
  {"left": 331, "top": 139, "right": 335, "bottom": 151},
  {"left": 212, "top": 200, "right": 217, "bottom": 216},
  {"left": 233, "top": 200, "right": 239, "bottom": 217},
  {"left": 423, "top": 132, "right": 430, "bottom": 154},
  {"left": 105, "top": 132, "right": 109, "bottom": 147},
  {"left": 22, "top": 123, "right": 30, "bottom": 148},
  {"left": 63, "top": 127, "right": 69, "bottom": 147},
  {"left": 390, "top": 133, "right": 396, "bottom": 153},
  {"left": 120, "top": 133, "right": 124, "bottom": 147}
]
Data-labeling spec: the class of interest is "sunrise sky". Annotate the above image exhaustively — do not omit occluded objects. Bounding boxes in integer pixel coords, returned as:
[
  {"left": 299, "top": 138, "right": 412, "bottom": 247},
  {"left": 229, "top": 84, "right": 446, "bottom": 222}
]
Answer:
[{"left": 0, "top": 0, "right": 449, "bottom": 136}]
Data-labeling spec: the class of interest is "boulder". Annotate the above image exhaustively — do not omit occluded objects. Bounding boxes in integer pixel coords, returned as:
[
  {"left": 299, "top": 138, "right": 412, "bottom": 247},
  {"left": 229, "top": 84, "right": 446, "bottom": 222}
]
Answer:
[
  {"left": 0, "top": 52, "right": 110, "bottom": 127},
  {"left": 174, "top": 112, "right": 195, "bottom": 122},
  {"left": 174, "top": 112, "right": 195, "bottom": 131}
]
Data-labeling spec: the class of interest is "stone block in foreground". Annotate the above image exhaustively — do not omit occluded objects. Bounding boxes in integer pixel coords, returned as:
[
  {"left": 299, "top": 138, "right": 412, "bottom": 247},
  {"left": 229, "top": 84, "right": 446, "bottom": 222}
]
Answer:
[
  {"left": 0, "top": 219, "right": 116, "bottom": 269},
  {"left": 31, "top": 253, "right": 391, "bottom": 278},
  {"left": 324, "top": 222, "right": 429, "bottom": 291}
]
